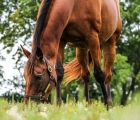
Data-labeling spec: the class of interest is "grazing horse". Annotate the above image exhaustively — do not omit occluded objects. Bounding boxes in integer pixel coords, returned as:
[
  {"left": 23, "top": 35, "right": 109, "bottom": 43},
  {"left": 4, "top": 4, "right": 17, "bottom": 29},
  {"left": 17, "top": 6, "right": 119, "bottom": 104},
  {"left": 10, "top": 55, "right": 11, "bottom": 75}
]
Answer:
[{"left": 21, "top": 0, "right": 122, "bottom": 108}]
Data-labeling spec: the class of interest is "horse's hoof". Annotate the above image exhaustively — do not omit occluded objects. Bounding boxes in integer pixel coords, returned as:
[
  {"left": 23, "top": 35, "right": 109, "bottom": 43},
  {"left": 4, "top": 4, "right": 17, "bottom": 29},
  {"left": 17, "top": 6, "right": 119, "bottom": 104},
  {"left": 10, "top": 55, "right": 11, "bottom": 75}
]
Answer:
[{"left": 107, "top": 100, "right": 114, "bottom": 110}]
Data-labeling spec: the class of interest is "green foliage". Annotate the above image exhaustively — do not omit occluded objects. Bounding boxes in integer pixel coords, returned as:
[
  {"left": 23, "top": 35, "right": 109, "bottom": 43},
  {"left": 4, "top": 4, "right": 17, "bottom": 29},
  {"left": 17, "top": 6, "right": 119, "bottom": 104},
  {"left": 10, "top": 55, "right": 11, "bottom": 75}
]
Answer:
[
  {"left": 117, "top": 0, "right": 140, "bottom": 104},
  {"left": 64, "top": 45, "right": 75, "bottom": 62},
  {"left": 112, "top": 54, "right": 133, "bottom": 104},
  {"left": 119, "top": 0, "right": 140, "bottom": 74},
  {"left": 0, "top": 0, "right": 41, "bottom": 51},
  {"left": 0, "top": 54, "right": 5, "bottom": 80},
  {"left": 112, "top": 54, "right": 133, "bottom": 84}
]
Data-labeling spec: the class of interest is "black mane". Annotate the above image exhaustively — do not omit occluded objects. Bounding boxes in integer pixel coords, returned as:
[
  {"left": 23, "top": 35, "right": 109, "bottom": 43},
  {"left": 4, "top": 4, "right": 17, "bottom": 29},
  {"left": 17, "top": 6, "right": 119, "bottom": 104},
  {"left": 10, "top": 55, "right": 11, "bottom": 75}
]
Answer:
[{"left": 29, "top": 0, "right": 53, "bottom": 73}]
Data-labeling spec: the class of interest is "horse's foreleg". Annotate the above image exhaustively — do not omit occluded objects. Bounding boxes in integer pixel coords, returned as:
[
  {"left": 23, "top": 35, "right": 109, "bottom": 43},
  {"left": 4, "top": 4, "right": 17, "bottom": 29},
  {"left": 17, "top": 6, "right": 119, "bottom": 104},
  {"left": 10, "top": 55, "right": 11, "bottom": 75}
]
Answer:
[
  {"left": 76, "top": 48, "right": 90, "bottom": 102},
  {"left": 56, "top": 39, "right": 66, "bottom": 106},
  {"left": 56, "top": 61, "right": 63, "bottom": 106},
  {"left": 56, "top": 66, "right": 64, "bottom": 106}
]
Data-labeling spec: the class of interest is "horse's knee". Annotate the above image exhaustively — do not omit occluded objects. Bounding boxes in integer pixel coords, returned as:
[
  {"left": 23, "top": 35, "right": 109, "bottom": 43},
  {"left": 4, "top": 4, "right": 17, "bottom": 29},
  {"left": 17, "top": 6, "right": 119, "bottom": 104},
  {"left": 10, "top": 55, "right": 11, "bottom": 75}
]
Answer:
[{"left": 94, "top": 67, "right": 105, "bottom": 84}]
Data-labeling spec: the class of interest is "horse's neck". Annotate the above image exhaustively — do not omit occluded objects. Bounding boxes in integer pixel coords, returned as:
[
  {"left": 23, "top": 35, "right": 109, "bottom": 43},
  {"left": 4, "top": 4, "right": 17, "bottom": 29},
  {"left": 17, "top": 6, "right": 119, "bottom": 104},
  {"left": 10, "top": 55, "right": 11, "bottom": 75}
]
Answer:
[{"left": 40, "top": 0, "right": 74, "bottom": 57}]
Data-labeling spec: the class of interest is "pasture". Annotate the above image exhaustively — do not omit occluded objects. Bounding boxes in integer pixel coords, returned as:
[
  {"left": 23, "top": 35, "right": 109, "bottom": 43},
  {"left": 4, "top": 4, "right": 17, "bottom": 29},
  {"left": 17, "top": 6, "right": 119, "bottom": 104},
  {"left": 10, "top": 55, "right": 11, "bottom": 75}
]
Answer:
[
  {"left": 0, "top": 94, "right": 140, "bottom": 120},
  {"left": 0, "top": 0, "right": 139, "bottom": 120}
]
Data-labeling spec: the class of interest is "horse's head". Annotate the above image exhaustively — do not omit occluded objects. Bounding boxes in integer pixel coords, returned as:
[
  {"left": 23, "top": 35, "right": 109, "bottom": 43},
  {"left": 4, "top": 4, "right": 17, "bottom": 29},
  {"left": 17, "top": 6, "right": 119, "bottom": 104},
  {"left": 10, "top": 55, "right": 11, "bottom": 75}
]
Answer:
[{"left": 21, "top": 45, "right": 56, "bottom": 103}]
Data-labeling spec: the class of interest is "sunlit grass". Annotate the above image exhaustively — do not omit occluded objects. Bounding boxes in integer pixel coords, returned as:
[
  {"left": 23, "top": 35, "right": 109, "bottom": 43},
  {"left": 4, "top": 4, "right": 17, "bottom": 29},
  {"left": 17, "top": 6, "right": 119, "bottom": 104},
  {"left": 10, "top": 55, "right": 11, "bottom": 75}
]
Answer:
[{"left": 0, "top": 94, "right": 140, "bottom": 120}]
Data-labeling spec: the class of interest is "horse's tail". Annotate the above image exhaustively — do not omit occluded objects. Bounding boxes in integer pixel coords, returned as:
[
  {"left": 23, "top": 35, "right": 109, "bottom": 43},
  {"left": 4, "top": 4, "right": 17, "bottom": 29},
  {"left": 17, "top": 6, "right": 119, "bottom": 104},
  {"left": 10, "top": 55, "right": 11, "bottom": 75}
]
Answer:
[{"left": 64, "top": 52, "right": 93, "bottom": 85}]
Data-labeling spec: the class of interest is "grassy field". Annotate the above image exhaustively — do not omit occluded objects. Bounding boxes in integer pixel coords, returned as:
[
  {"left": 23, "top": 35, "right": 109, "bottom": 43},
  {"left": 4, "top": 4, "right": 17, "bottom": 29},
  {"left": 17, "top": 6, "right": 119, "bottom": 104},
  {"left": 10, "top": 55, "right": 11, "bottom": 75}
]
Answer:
[{"left": 0, "top": 95, "right": 140, "bottom": 120}]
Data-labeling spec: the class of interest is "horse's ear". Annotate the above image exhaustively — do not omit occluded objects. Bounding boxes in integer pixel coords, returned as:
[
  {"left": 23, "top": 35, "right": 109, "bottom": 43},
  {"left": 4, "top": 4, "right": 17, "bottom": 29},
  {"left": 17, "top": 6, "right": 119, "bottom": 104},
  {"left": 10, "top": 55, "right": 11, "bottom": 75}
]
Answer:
[
  {"left": 36, "top": 47, "right": 43, "bottom": 61},
  {"left": 20, "top": 45, "right": 31, "bottom": 58}
]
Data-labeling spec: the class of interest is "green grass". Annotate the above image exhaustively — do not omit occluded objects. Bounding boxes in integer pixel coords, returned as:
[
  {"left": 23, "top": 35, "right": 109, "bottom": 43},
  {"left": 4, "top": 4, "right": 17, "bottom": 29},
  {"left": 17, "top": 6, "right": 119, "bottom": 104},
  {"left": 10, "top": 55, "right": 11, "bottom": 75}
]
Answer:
[{"left": 0, "top": 95, "right": 140, "bottom": 120}]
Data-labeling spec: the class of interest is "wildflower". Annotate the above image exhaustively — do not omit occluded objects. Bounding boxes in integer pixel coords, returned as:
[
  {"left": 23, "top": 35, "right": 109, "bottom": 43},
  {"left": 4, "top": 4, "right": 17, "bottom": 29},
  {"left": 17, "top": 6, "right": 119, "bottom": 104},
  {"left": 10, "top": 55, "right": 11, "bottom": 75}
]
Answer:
[
  {"left": 40, "top": 112, "right": 48, "bottom": 118},
  {"left": 6, "top": 106, "right": 25, "bottom": 120},
  {"left": 68, "top": 108, "right": 75, "bottom": 113}
]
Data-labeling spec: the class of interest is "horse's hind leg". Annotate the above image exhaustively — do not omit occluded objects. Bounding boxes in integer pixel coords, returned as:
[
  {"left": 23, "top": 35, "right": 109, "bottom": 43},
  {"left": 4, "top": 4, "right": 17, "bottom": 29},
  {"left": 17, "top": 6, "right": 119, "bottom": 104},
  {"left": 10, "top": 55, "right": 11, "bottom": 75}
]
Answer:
[
  {"left": 76, "top": 48, "right": 90, "bottom": 102},
  {"left": 102, "top": 32, "right": 121, "bottom": 108},
  {"left": 88, "top": 31, "right": 108, "bottom": 105},
  {"left": 55, "top": 39, "right": 66, "bottom": 105}
]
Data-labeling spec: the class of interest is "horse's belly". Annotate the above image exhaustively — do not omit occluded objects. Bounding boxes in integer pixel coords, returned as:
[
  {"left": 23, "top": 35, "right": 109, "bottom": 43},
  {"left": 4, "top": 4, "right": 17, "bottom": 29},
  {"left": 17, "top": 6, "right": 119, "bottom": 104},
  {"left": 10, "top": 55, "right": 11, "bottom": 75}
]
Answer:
[{"left": 62, "top": 29, "right": 88, "bottom": 48}]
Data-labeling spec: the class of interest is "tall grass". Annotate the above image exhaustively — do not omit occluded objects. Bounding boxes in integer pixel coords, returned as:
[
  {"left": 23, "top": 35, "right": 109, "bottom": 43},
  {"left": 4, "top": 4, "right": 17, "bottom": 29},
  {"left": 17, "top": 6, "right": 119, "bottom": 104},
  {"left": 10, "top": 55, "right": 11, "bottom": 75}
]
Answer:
[{"left": 0, "top": 94, "right": 140, "bottom": 120}]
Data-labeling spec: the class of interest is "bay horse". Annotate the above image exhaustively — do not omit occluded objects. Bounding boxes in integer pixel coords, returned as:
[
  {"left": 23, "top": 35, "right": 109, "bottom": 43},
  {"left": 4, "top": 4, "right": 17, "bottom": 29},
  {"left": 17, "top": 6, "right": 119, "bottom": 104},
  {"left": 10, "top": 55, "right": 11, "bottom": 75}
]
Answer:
[{"left": 21, "top": 0, "right": 122, "bottom": 109}]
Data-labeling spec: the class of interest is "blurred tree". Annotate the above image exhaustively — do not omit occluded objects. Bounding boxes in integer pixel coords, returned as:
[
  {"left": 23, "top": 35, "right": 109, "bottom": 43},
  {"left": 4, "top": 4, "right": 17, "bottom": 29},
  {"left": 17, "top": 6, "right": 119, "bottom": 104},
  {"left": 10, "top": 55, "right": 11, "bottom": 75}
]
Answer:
[
  {"left": 117, "top": 0, "right": 140, "bottom": 105},
  {"left": 0, "top": 0, "right": 41, "bottom": 98},
  {"left": 0, "top": 0, "right": 6, "bottom": 84},
  {"left": 111, "top": 54, "right": 133, "bottom": 104}
]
